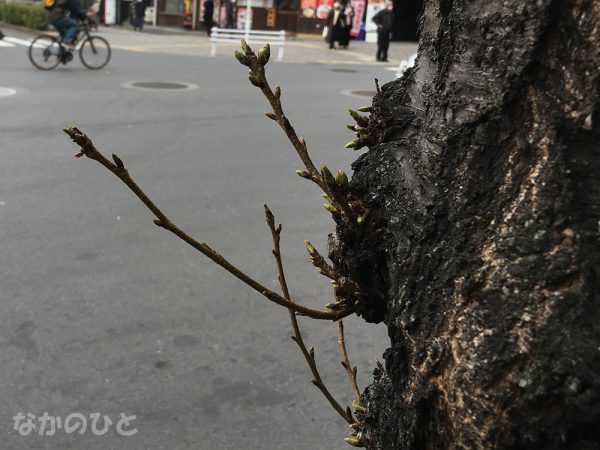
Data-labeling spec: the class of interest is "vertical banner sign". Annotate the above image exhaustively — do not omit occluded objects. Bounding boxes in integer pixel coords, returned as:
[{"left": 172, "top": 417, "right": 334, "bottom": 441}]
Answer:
[
  {"left": 349, "top": 0, "right": 365, "bottom": 38},
  {"left": 104, "top": 0, "right": 117, "bottom": 24},
  {"left": 219, "top": 4, "right": 227, "bottom": 26}
]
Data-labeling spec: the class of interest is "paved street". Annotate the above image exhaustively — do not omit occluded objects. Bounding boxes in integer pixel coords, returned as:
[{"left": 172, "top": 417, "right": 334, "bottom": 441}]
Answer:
[{"left": 0, "top": 23, "right": 416, "bottom": 450}]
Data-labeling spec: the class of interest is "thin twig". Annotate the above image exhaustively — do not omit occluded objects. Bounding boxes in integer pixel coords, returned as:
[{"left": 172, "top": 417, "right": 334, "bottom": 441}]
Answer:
[
  {"left": 64, "top": 126, "right": 354, "bottom": 321},
  {"left": 244, "top": 47, "right": 356, "bottom": 223},
  {"left": 338, "top": 320, "right": 361, "bottom": 403},
  {"left": 264, "top": 205, "right": 354, "bottom": 425}
]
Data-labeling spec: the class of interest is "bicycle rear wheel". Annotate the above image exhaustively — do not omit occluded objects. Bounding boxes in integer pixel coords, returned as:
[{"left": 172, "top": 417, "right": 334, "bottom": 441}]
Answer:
[
  {"left": 79, "top": 36, "right": 111, "bottom": 70},
  {"left": 28, "top": 35, "right": 62, "bottom": 70}
]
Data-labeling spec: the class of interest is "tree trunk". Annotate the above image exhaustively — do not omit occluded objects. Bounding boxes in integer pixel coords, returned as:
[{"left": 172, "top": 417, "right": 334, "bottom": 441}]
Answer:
[{"left": 339, "top": 1, "right": 600, "bottom": 448}]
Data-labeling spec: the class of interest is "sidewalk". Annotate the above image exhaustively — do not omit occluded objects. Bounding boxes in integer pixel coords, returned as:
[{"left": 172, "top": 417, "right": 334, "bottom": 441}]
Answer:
[
  {"left": 1, "top": 21, "right": 417, "bottom": 65},
  {"left": 112, "top": 25, "right": 417, "bottom": 64}
]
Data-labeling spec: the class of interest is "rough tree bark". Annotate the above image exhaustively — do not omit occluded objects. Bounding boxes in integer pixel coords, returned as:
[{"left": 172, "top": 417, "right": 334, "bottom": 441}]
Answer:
[{"left": 338, "top": 1, "right": 600, "bottom": 448}]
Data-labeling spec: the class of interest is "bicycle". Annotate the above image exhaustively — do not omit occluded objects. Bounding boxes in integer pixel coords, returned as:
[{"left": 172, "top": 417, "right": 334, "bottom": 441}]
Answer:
[{"left": 28, "top": 19, "right": 111, "bottom": 70}]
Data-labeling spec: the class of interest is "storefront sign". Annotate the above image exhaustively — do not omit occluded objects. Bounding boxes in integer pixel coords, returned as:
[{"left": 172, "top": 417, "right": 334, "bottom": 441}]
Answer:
[
  {"left": 104, "top": 0, "right": 116, "bottom": 24},
  {"left": 349, "top": 0, "right": 365, "bottom": 38},
  {"left": 364, "top": 0, "right": 385, "bottom": 42},
  {"left": 315, "top": 0, "right": 332, "bottom": 19},
  {"left": 300, "top": 0, "right": 316, "bottom": 18}
]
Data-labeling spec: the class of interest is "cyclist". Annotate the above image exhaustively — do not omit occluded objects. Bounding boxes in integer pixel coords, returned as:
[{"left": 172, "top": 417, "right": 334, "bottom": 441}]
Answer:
[{"left": 47, "top": 0, "right": 89, "bottom": 49}]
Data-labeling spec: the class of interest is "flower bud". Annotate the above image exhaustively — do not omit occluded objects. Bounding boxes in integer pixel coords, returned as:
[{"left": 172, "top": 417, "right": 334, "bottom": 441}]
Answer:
[
  {"left": 357, "top": 106, "right": 372, "bottom": 112},
  {"left": 234, "top": 50, "right": 249, "bottom": 66},
  {"left": 344, "top": 438, "right": 360, "bottom": 446},
  {"left": 257, "top": 43, "right": 270, "bottom": 66},
  {"left": 356, "top": 215, "right": 365, "bottom": 225},
  {"left": 248, "top": 75, "right": 264, "bottom": 88},
  {"left": 240, "top": 39, "right": 251, "bottom": 54},
  {"left": 345, "top": 141, "right": 358, "bottom": 149},
  {"left": 346, "top": 124, "right": 358, "bottom": 132},
  {"left": 296, "top": 169, "right": 310, "bottom": 178}
]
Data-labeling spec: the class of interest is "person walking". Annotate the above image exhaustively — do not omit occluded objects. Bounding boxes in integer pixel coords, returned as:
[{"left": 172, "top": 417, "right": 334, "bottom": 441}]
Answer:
[
  {"left": 339, "top": 0, "right": 354, "bottom": 49},
  {"left": 372, "top": 0, "right": 394, "bottom": 62},
  {"left": 203, "top": 0, "right": 214, "bottom": 36},
  {"left": 326, "top": 1, "right": 344, "bottom": 49}
]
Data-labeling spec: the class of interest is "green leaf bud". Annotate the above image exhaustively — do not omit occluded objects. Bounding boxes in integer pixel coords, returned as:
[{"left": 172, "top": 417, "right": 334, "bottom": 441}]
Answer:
[
  {"left": 323, "top": 203, "right": 338, "bottom": 214},
  {"left": 320, "top": 163, "right": 335, "bottom": 184},
  {"left": 351, "top": 399, "right": 366, "bottom": 412},
  {"left": 349, "top": 109, "right": 360, "bottom": 121},
  {"left": 336, "top": 170, "right": 348, "bottom": 189},
  {"left": 304, "top": 240, "right": 315, "bottom": 254}
]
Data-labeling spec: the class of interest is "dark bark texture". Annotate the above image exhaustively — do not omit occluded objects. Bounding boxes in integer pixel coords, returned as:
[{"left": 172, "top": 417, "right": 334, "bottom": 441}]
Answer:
[{"left": 338, "top": 1, "right": 600, "bottom": 448}]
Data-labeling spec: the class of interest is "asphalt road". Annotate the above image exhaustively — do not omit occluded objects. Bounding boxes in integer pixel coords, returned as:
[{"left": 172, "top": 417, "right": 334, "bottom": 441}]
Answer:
[{"left": 0, "top": 26, "right": 410, "bottom": 450}]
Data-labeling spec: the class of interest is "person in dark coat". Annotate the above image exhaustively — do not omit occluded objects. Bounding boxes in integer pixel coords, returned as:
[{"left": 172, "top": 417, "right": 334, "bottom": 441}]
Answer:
[
  {"left": 326, "top": 1, "right": 344, "bottom": 49},
  {"left": 203, "top": 0, "right": 214, "bottom": 36},
  {"left": 372, "top": 0, "right": 393, "bottom": 61},
  {"left": 132, "top": 0, "right": 147, "bottom": 31},
  {"left": 338, "top": 0, "right": 354, "bottom": 49},
  {"left": 226, "top": 0, "right": 235, "bottom": 28}
]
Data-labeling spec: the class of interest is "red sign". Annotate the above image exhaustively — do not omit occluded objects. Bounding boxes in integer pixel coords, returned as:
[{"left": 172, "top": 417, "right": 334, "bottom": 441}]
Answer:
[{"left": 350, "top": 0, "right": 365, "bottom": 37}]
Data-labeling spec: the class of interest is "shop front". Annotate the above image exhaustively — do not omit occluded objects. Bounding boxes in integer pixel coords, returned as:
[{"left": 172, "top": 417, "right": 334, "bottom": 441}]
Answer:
[
  {"left": 155, "top": 0, "right": 330, "bottom": 34},
  {"left": 153, "top": 0, "right": 420, "bottom": 38}
]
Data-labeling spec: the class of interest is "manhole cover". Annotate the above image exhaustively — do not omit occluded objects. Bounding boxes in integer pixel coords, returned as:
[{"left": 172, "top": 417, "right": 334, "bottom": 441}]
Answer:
[
  {"left": 339, "top": 89, "right": 378, "bottom": 98},
  {"left": 0, "top": 87, "right": 17, "bottom": 98},
  {"left": 330, "top": 68, "right": 358, "bottom": 73},
  {"left": 122, "top": 81, "right": 199, "bottom": 91}
]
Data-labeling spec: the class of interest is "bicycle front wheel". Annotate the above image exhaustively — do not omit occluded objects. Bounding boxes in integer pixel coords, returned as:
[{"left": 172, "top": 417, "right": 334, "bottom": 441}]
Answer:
[
  {"left": 79, "top": 36, "right": 111, "bottom": 70},
  {"left": 28, "top": 35, "right": 62, "bottom": 70}
]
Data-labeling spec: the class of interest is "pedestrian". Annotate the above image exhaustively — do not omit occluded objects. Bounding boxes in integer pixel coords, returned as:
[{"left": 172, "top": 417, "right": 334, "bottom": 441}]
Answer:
[
  {"left": 0, "top": 30, "right": 4, "bottom": 40},
  {"left": 132, "top": 0, "right": 147, "bottom": 31},
  {"left": 226, "top": 0, "right": 235, "bottom": 29},
  {"left": 326, "top": 1, "right": 344, "bottom": 49},
  {"left": 339, "top": 0, "right": 354, "bottom": 49},
  {"left": 203, "top": 0, "right": 214, "bottom": 36},
  {"left": 372, "top": 0, "right": 393, "bottom": 62}
]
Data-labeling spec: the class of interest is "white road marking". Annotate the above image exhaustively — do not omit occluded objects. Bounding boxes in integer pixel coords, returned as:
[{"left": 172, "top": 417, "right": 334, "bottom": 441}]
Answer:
[
  {"left": 4, "top": 37, "right": 34, "bottom": 47},
  {"left": 0, "top": 40, "right": 15, "bottom": 47}
]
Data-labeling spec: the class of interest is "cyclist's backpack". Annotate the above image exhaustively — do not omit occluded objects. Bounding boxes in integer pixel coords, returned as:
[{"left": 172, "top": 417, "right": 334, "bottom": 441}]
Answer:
[{"left": 42, "top": 0, "right": 56, "bottom": 10}]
